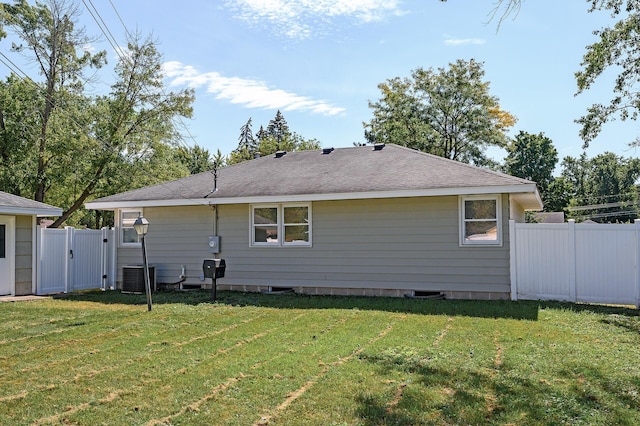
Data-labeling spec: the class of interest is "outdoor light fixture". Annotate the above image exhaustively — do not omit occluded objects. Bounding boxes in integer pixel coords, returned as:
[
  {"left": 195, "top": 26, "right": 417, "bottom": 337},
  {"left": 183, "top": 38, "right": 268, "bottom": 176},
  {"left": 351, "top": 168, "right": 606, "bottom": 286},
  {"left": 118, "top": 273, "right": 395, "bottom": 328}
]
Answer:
[{"left": 133, "top": 215, "right": 152, "bottom": 311}]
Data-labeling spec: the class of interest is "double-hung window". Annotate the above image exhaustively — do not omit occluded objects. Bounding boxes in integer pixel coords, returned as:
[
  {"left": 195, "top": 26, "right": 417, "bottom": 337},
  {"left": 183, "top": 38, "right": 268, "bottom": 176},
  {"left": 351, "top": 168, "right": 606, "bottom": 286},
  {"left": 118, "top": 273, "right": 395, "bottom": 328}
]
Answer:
[
  {"left": 251, "top": 203, "right": 311, "bottom": 246},
  {"left": 459, "top": 196, "right": 502, "bottom": 246},
  {"left": 119, "top": 209, "right": 143, "bottom": 247}
]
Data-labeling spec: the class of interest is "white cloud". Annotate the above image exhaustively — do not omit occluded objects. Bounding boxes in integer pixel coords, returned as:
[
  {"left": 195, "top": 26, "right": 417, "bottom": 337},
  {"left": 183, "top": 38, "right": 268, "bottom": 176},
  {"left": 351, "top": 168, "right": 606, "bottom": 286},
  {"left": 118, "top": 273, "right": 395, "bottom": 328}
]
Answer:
[
  {"left": 163, "top": 61, "right": 345, "bottom": 116},
  {"left": 225, "top": 0, "right": 405, "bottom": 39},
  {"left": 444, "top": 38, "right": 486, "bottom": 46}
]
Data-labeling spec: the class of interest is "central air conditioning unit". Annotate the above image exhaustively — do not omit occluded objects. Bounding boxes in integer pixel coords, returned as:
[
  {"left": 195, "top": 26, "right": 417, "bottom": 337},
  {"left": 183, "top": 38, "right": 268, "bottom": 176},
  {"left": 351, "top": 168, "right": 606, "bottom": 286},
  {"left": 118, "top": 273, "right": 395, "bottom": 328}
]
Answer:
[{"left": 122, "top": 265, "right": 156, "bottom": 293}]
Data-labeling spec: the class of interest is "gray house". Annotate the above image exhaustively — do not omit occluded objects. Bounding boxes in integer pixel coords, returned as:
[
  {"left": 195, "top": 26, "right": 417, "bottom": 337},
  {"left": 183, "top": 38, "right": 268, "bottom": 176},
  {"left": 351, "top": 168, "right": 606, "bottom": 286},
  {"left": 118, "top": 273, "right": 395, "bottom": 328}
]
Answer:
[
  {"left": 85, "top": 144, "right": 542, "bottom": 299},
  {"left": 0, "top": 191, "right": 62, "bottom": 296}
]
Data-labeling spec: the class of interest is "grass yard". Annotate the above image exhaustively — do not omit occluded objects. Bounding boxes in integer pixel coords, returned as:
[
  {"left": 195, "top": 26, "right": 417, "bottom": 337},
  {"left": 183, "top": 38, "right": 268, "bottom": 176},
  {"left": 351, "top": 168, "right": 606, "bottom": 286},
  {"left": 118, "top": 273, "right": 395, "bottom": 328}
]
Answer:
[{"left": 0, "top": 290, "right": 639, "bottom": 425}]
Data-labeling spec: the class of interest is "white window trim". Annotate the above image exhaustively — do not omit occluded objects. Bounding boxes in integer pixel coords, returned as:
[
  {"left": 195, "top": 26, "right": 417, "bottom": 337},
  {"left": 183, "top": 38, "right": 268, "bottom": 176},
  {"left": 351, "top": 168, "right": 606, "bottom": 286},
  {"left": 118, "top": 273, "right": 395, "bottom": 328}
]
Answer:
[
  {"left": 119, "top": 208, "right": 143, "bottom": 248},
  {"left": 251, "top": 204, "right": 280, "bottom": 247},
  {"left": 250, "top": 203, "right": 312, "bottom": 247},
  {"left": 459, "top": 195, "right": 502, "bottom": 247}
]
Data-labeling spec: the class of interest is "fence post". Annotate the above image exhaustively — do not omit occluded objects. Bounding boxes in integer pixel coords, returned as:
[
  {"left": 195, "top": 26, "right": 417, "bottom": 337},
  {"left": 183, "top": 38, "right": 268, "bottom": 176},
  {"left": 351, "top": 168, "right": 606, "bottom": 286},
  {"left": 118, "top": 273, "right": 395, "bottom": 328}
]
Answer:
[
  {"left": 568, "top": 219, "right": 577, "bottom": 302},
  {"left": 636, "top": 220, "right": 640, "bottom": 309},
  {"left": 36, "top": 227, "right": 43, "bottom": 295},
  {"left": 64, "top": 227, "right": 74, "bottom": 293},
  {"left": 509, "top": 220, "right": 518, "bottom": 301},
  {"left": 101, "top": 228, "right": 108, "bottom": 291}
]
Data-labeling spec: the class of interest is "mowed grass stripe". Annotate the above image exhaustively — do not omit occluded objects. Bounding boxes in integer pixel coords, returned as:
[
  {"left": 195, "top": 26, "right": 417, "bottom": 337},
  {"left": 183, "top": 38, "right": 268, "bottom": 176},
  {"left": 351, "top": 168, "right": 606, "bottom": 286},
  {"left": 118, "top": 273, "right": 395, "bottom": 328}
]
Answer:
[
  {"left": 140, "top": 310, "right": 362, "bottom": 425},
  {"left": 252, "top": 314, "right": 407, "bottom": 426},
  {"left": 273, "top": 313, "right": 454, "bottom": 425},
  {"left": 67, "top": 309, "right": 381, "bottom": 425},
  {"left": 1, "top": 291, "right": 638, "bottom": 425},
  {"left": 0, "top": 305, "right": 265, "bottom": 386},
  {"left": 7, "top": 309, "right": 285, "bottom": 423},
  {"left": 0, "top": 301, "right": 143, "bottom": 340}
]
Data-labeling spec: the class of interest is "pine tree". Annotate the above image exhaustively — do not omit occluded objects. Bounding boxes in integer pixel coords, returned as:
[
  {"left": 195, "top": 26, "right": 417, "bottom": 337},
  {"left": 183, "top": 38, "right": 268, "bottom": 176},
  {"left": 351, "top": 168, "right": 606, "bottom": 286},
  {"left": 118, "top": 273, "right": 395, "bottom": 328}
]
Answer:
[{"left": 266, "top": 110, "right": 290, "bottom": 150}]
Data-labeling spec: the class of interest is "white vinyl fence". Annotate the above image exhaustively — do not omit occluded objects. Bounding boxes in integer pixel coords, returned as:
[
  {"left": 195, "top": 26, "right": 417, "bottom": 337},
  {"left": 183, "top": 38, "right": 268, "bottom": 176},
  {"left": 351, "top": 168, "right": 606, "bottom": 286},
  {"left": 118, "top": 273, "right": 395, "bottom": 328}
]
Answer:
[
  {"left": 37, "top": 227, "right": 116, "bottom": 295},
  {"left": 510, "top": 220, "right": 640, "bottom": 308}
]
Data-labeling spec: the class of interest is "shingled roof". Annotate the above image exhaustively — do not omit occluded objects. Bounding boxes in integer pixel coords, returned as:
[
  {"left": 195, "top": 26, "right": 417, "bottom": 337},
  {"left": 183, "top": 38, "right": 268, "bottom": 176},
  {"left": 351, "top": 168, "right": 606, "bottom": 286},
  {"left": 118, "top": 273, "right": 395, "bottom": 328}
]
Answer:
[
  {"left": 85, "top": 144, "right": 542, "bottom": 210},
  {"left": 0, "top": 191, "right": 62, "bottom": 216}
]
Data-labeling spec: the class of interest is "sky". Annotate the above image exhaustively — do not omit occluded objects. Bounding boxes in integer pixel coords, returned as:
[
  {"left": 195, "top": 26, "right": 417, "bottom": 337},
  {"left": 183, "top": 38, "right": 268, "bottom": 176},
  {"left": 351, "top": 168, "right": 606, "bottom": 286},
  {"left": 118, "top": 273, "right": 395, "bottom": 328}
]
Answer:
[{"left": 4, "top": 0, "right": 640, "bottom": 164}]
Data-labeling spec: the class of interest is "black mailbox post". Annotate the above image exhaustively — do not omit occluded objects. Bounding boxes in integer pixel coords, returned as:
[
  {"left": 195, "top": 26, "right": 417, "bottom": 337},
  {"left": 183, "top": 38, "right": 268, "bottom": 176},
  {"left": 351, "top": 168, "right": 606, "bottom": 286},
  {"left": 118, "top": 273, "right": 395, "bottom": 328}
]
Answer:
[{"left": 203, "top": 259, "right": 226, "bottom": 301}]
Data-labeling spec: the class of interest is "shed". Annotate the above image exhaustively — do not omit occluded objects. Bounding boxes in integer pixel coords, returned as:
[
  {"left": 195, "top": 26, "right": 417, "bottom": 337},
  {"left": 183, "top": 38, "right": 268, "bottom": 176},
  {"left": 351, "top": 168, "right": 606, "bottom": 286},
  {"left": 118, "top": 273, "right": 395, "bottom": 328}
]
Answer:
[{"left": 0, "top": 191, "right": 63, "bottom": 296}]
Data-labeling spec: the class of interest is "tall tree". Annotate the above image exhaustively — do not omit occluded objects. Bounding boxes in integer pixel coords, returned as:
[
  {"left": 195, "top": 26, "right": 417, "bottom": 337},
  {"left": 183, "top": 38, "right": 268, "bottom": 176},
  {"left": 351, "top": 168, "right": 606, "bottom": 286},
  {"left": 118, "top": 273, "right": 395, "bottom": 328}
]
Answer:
[
  {"left": 503, "top": 131, "right": 558, "bottom": 205},
  {"left": 238, "top": 117, "right": 256, "bottom": 151},
  {"left": 48, "top": 34, "right": 194, "bottom": 227},
  {"left": 365, "top": 59, "right": 516, "bottom": 166},
  {"left": 0, "top": 0, "right": 107, "bottom": 203},
  {"left": 266, "top": 110, "right": 289, "bottom": 150},
  {"left": 0, "top": 74, "right": 40, "bottom": 196},
  {"left": 229, "top": 117, "right": 258, "bottom": 164}
]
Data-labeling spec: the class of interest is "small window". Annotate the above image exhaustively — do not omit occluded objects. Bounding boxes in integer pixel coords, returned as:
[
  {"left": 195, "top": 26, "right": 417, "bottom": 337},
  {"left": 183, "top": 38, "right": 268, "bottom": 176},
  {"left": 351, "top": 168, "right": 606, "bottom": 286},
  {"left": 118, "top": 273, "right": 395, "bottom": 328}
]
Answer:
[
  {"left": 120, "top": 209, "right": 143, "bottom": 247},
  {"left": 253, "top": 206, "right": 279, "bottom": 245},
  {"left": 460, "top": 196, "right": 501, "bottom": 246},
  {"left": 283, "top": 206, "right": 309, "bottom": 245},
  {"left": 251, "top": 204, "right": 311, "bottom": 247}
]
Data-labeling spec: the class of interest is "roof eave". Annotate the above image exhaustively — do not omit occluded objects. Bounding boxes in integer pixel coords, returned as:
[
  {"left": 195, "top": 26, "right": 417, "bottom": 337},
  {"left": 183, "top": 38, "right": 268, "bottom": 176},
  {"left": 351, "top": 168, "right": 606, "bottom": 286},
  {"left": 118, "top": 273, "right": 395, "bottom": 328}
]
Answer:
[
  {"left": 511, "top": 189, "right": 544, "bottom": 211},
  {"left": 0, "top": 206, "right": 63, "bottom": 217},
  {"left": 85, "top": 184, "right": 541, "bottom": 210}
]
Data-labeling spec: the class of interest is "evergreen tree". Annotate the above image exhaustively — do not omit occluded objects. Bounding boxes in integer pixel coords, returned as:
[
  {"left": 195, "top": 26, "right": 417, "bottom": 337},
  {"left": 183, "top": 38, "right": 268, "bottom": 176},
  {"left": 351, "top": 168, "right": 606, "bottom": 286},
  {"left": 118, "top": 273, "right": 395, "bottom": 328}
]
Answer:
[{"left": 266, "top": 110, "right": 290, "bottom": 150}]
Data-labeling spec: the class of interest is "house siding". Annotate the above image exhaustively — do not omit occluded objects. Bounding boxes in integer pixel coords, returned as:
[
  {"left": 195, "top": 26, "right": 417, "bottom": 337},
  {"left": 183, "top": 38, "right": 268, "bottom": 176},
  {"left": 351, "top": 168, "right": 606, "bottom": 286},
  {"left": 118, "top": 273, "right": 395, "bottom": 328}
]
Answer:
[
  {"left": 116, "top": 206, "right": 214, "bottom": 285},
  {"left": 15, "top": 215, "right": 33, "bottom": 295},
  {"left": 115, "top": 195, "right": 513, "bottom": 296}
]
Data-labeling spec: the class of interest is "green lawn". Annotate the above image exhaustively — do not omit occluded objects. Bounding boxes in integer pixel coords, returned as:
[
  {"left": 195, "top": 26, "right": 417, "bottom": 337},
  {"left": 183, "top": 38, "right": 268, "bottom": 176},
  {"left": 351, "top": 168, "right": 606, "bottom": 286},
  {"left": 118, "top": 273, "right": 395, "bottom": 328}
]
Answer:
[{"left": 0, "top": 290, "right": 639, "bottom": 425}]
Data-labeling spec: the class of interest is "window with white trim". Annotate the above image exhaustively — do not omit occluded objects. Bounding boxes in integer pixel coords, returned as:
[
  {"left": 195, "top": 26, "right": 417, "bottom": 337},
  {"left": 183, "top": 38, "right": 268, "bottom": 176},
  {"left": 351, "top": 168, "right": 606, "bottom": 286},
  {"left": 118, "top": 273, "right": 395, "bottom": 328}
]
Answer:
[
  {"left": 460, "top": 196, "right": 501, "bottom": 246},
  {"left": 251, "top": 204, "right": 311, "bottom": 246},
  {"left": 119, "top": 209, "right": 143, "bottom": 247}
]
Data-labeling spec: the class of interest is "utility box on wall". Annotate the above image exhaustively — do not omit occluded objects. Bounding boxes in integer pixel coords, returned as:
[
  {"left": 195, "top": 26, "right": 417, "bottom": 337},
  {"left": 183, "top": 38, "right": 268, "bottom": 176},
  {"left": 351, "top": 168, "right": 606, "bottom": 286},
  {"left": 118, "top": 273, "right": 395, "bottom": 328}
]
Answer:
[{"left": 208, "top": 235, "right": 220, "bottom": 253}]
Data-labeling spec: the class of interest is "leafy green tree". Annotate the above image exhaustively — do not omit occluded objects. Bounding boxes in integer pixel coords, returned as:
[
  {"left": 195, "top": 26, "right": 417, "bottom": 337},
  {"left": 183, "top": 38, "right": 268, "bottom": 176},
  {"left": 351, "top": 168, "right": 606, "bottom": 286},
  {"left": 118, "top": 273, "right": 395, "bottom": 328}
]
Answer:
[
  {"left": 544, "top": 177, "right": 574, "bottom": 214},
  {"left": 0, "top": 74, "right": 41, "bottom": 196},
  {"left": 503, "top": 131, "right": 558, "bottom": 205},
  {"left": 48, "top": 34, "right": 194, "bottom": 227},
  {"left": 561, "top": 152, "right": 640, "bottom": 222},
  {"left": 365, "top": 59, "right": 516, "bottom": 166},
  {"left": 174, "top": 144, "right": 217, "bottom": 175},
  {"left": 0, "top": 0, "right": 107, "bottom": 203},
  {"left": 575, "top": 0, "right": 640, "bottom": 146},
  {"left": 257, "top": 132, "right": 320, "bottom": 156}
]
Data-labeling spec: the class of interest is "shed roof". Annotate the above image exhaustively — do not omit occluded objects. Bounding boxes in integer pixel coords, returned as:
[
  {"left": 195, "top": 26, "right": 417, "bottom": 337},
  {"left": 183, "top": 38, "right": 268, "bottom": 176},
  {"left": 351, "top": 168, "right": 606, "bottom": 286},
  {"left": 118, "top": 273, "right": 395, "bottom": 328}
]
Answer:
[
  {"left": 85, "top": 144, "right": 542, "bottom": 210},
  {"left": 0, "top": 191, "right": 63, "bottom": 217}
]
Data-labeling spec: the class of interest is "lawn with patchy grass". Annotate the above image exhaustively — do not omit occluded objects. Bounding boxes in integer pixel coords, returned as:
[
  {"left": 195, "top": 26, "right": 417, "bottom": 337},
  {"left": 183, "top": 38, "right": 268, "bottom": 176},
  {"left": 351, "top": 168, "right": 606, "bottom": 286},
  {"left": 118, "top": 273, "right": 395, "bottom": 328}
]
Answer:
[{"left": 0, "top": 290, "right": 639, "bottom": 425}]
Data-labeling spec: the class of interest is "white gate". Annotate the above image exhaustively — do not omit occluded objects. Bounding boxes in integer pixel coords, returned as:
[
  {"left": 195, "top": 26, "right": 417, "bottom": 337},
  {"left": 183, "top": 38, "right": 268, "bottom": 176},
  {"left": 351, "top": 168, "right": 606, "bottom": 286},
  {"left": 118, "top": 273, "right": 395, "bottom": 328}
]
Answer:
[
  {"left": 37, "top": 227, "right": 116, "bottom": 294},
  {"left": 509, "top": 220, "right": 640, "bottom": 307}
]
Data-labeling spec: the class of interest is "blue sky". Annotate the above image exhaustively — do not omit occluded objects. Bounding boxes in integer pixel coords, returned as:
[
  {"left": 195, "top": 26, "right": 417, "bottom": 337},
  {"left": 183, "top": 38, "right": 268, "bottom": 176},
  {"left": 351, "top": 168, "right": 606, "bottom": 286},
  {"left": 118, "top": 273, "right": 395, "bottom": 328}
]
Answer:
[{"left": 6, "top": 1, "right": 640, "bottom": 163}]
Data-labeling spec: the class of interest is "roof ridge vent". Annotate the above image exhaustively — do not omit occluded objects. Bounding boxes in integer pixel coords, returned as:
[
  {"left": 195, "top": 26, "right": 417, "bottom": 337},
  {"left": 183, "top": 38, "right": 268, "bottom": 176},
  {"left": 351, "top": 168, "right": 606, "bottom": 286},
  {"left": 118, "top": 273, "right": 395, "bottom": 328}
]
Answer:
[
  {"left": 373, "top": 143, "right": 385, "bottom": 151},
  {"left": 274, "top": 150, "right": 287, "bottom": 158},
  {"left": 322, "top": 147, "right": 334, "bottom": 154}
]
